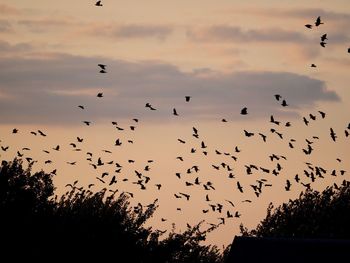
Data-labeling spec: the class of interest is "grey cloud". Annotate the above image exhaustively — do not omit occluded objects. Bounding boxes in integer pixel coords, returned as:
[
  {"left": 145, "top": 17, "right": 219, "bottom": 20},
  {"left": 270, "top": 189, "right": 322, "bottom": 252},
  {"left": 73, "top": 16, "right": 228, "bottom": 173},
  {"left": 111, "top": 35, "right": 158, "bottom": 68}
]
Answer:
[
  {"left": 0, "top": 40, "right": 33, "bottom": 53},
  {"left": 0, "top": 4, "right": 21, "bottom": 15},
  {"left": 187, "top": 25, "right": 309, "bottom": 43},
  {"left": 187, "top": 25, "right": 350, "bottom": 44},
  {"left": 90, "top": 24, "right": 173, "bottom": 40},
  {"left": 113, "top": 24, "right": 173, "bottom": 40},
  {"left": 0, "top": 19, "right": 12, "bottom": 32},
  {"left": 0, "top": 52, "right": 340, "bottom": 125}
]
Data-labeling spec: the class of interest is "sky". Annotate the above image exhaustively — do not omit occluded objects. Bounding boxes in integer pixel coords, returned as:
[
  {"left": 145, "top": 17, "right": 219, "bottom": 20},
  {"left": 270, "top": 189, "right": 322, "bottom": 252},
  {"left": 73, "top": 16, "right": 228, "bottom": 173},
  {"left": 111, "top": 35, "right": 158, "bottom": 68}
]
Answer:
[{"left": 0, "top": 0, "right": 350, "bottom": 248}]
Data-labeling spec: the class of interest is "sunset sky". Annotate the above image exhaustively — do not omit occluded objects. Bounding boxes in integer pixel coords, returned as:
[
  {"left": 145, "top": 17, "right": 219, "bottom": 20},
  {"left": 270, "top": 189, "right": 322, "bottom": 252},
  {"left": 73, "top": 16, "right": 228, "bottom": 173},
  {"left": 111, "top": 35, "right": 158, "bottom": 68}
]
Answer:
[{"left": 1, "top": 0, "right": 350, "bottom": 247}]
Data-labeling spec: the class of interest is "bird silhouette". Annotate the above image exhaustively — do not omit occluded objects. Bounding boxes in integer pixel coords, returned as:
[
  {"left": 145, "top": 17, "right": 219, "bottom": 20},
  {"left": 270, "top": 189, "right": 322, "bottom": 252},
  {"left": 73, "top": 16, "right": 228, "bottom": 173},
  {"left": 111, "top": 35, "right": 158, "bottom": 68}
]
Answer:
[
  {"left": 185, "top": 96, "right": 191, "bottom": 102},
  {"left": 173, "top": 108, "right": 179, "bottom": 116},
  {"left": 321, "top": 33, "right": 328, "bottom": 41},
  {"left": 97, "top": 92, "right": 103, "bottom": 98},
  {"left": 311, "top": 63, "right": 317, "bottom": 68},
  {"left": 240, "top": 107, "right": 248, "bottom": 115},
  {"left": 330, "top": 128, "right": 337, "bottom": 142},
  {"left": 305, "top": 24, "right": 313, "bottom": 29},
  {"left": 78, "top": 105, "right": 84, "bottom": 109},
  {"left": 318, "top": 111, "right": 326, "bottom": 118},
  {"left": 237, "top": 182, "right": 243, "bottom": 193},
  {"left": 38, "top": 130, "right": 47, "bottom": 136},
  {"left": 145, "top": 103, "right": 156, "bottom": 110},
  {"left": 95, "top": 1, "right": 103, "bottom": 6},
  {"left": 83, "top": 121, "right": 91, "bottom": 126},
  {"left": 274, "top": 94, "right": 282, "bottom": 101},
  {"left": 315, "top": 16, "right": 323, "bottom": 26},
  {"left": 320, "top": 41, "right": 327, "bottom": 47}
]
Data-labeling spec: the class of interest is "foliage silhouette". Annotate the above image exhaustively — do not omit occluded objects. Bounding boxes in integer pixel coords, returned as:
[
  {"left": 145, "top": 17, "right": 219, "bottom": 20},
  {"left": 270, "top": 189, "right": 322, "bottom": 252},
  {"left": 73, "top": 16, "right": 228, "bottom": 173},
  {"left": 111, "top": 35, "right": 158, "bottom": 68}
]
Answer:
[
  {"left": 240, "top": 181, "right": 350, "bottom": 239},
  {"left": 0, "top": 158, "right": 225, "bottom": 262}
]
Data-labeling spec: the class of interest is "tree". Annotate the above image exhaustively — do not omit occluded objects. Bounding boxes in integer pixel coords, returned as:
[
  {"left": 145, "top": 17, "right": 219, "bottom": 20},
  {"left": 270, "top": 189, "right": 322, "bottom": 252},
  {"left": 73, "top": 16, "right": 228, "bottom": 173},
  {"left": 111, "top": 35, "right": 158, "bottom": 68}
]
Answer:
[
  {"left": 0, "top": 158, "right": 225, "bottom": 262},
  {"left": 240, "top": 181, "right": 350, "bottom": 239}
]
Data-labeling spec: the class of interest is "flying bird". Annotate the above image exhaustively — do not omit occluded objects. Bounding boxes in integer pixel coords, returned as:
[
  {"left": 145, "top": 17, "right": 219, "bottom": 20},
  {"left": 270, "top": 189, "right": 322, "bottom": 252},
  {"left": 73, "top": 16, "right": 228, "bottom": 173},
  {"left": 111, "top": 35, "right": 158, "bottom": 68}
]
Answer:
[
  {"left": 173, "top": 108, "right": 179, "bottom": 116},
  {"left": 240, "top": 107, "right": 248, "bottom": 115},
  {"left": 95, "top": 1, "right": 103, "bottom": 6},
  {"left": 274, "top": 94, "right": 282, "bottom": 101},
  {"left": 305, "top": 24, "right": 313, "bottom": 29},
  {"left": 185, "top": 96, "right": 191, "bottom": 102},
  {"left": 315, "top": 16, "right": 323, "bottom": 26},
  {"left": 321, "top": 34, "right": 328, "bottom": 41},
  {"left": 330, "top": 128, "right": 337, "bottom": 142},
  {"left": 97, "top": 92, "right": 103, "bottom": 98}
]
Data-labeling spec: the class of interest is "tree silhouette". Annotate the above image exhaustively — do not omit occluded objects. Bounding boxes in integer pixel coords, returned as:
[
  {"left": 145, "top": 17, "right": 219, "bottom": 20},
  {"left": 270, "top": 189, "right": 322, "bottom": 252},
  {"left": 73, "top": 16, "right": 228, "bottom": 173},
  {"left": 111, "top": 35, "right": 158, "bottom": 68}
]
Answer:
[
  {"left": 240, "top": 181, "right": 350, "bottom": 239},
  {"left": 0, "top": 158, "right": 225, "bottom": 262}
]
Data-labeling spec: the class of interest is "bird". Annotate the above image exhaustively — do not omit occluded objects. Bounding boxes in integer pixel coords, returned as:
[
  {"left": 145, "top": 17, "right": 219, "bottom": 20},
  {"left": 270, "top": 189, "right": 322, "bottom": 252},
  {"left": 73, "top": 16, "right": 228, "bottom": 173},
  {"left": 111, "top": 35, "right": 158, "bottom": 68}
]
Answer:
[
  {"left": 274, "top": 94, "right": 282, "bottom": 101},
  {"left": 311, "top": 63, "right": 317, "bottom": 68},
  {"left": 38, "top": 130, "right": 47, "bottom": 136},
  {"left": 185, "top": 96, "right": 191, "bottom": 102},
  {"left": 83, "top": 121, "right": 91, "bottom": 126},
  {"left": 320, "top": 41, "right": 327, "bottom": 47},
  {"left": 244, "top": 130, "right": 254, "bottom": 137},
  {"left": 309, "top": 114, "right": 316, "bottom": 121},
  {"left": 12, "top": 128, "right": 18, "bottom": 134},
  {"left": 97, "top": 92, "right": 103, "bottom": 98},
  {"left": 330, "top": 128, "right": 337, "bottom": 142},
  {"left": 315, "top": 16, "right": 323, "bottom": 27},
  {"left": 178, "top": 139, "right": 186, "bottom": 144},
  {"left": 318, "top": 111, "right": 326, "bottom": 118},
  {"left": 257, "top": 133, "right": 266, "bottom": 142},
  {"left": 77, "top": 137, "right": 83, "bottom": 142},
  {"left": 305, "top": 24, "right": 313, "bottom": 29},
  {"left": 321, "top": 34, "right": 328, "bottom": 41},
  {"left": 2, "top": 145, "right": 10, "bottom": 151},
  {"left": 237, "top": 182, "right": 243, "bottom": 193},
  {"left": 78, "top": 105, "right": 85, "bottom": 110},
  {"left": 98, "top": 63, "right": 106, "bottom": 69},
  {"left": 240, "top": 107, "right": 248, "bottom": 115},
  {"left": 95, "top": 1, "right": 103, "bottom": 7},
  {"left": 145, "top": 103, "right": 156, "bottom": 110},
  {"left": 53, "top": 145, "right": 60, "bottom": 151},
  {"left": 115, "top": 139, "right": 122, "bottom": 146},
  {"left": 285, "top": 180, "right": 291, "bottom": 191},
  {"left": 281, "top": 100, "right": 288, "bottom": 107},
  {"left": 173, "top": 108, "right": 179, "bottom": 116}
]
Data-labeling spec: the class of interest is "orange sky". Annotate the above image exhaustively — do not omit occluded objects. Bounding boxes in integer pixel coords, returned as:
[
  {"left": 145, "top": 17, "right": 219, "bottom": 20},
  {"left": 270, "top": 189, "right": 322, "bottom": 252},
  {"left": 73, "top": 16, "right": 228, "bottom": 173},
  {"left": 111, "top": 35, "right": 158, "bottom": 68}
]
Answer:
[{"left": 1, "top": 0, "right": 350, "bottom": 247}]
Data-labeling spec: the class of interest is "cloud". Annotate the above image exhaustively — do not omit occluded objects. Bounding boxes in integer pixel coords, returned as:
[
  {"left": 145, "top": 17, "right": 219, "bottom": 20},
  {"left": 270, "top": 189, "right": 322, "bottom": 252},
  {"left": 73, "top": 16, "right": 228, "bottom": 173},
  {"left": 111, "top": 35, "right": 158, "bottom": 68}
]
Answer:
[
  {"left": 0, "top": 40, "right": 33, "bottom": 54},
  {"left": 0, "top": 4, "right": 21, "bottom": 15},
  {"left": 88, "top": 24, "right": 173, "bottom": 40},
  {"left": 0, "top": 52, "right": 340, "bottom": 125},
  {"left": 0, "top": 20, "right": 12, "bottom": 32},
  {"left": 187, "top": 25, "right": 309, "bottom": 44},
  {"left": 16, "top": 18, "right": 79, "bottom": 33}
]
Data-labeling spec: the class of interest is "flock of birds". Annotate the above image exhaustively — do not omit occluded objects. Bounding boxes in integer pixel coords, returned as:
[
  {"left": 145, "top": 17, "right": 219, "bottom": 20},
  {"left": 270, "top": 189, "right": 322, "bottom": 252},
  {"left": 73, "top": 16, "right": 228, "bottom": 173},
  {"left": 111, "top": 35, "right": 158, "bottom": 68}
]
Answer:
[
  {"left": 305, "top": 16, "right": 350, "bottom": 68},
  {"left": 1, "top": 9, "right": 350, "bottom": 233}
]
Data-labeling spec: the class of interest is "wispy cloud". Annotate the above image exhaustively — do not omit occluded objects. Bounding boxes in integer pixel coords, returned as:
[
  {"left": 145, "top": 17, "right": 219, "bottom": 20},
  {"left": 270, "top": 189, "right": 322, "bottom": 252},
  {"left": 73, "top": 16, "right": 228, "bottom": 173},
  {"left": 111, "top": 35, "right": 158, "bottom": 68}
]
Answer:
[
  {"left": 0, "top": 40, "right": 33, "bottom": 54},
  {"left": 88, "top": 23, "right": 174, "bottom": 41},
  {"left": 0, "top": 50, "right": 339, "bottom": 125},
  {"left": 0, "top": 20, "right": 12, "bottom": 33},
  {"left": 187, "top": 25, "right": 309, "bottom": 43},
  {"left": 0, "top": 4, "right": 21, "bottom": 16}
]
